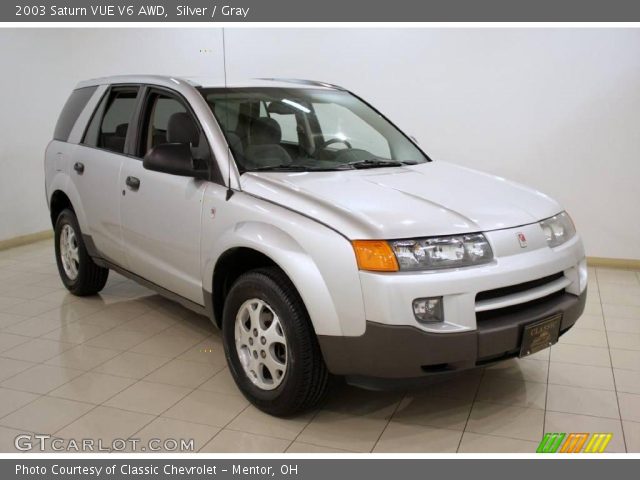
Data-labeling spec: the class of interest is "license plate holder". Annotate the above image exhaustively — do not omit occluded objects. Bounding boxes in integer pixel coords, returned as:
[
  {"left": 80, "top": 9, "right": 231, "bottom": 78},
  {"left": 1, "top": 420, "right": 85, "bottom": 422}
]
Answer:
[{"left": 519, "top": 313, "right": 562, "bottom": 358}]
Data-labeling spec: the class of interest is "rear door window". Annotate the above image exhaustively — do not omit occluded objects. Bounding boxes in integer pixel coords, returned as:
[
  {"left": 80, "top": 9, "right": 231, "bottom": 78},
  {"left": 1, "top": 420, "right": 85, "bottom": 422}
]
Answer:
[{"left": 83, "top": 87, "right": 139, "bottom": 154}]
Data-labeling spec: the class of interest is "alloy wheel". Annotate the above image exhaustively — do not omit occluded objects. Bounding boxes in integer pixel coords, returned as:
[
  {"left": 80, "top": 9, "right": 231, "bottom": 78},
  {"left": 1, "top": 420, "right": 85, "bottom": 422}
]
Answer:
[
  {"left": 59, "top": 223, "right": 80, "bottom": 281},
  {"left": 234, "top": 298, "right": 288, "bottom": 390}
]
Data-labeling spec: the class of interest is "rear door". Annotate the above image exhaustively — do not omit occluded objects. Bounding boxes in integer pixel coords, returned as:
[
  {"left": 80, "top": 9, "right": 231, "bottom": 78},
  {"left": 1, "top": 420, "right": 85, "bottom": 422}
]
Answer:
[
  {"left": 118, "top": 86, "right": 211, "bottom": 304},
  {"left": 71, "top": 85, "right": 140, "bottom": 265}
]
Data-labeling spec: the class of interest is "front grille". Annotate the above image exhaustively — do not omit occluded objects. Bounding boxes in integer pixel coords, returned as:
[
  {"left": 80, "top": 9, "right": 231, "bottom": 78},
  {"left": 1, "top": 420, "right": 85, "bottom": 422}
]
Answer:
[
  {"left": 475, "top": 289, "right": 565, "bottom": 322},
  {"left": 476, "top": 272, "right": 564, "bottom": 302}
]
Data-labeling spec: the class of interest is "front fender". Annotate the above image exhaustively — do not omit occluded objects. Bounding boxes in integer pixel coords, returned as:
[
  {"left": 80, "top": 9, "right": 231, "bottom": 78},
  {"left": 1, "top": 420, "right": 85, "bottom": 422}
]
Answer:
[{"left": 203, "top": 220, "right": 366, "bottom": 337}]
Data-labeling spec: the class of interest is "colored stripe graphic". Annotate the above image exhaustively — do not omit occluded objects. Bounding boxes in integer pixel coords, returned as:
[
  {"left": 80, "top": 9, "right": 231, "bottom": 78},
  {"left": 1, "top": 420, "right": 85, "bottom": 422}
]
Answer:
[
  {"left": 537, "top": 433, "right": 613, "bottom": 453},
  {"left": 560, "top": 433, "right": 589, "bottom": 453},
  {"left": 537, "top": 433, "right": 565, "bottom": 453},
  {"left": 584, "top": 433, "right": 613, "bottom": 453}
]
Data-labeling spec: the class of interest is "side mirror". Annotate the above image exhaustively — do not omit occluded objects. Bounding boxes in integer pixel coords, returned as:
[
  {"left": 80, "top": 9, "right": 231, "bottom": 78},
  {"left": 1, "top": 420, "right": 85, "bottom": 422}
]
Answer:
[{"left": 143, "top": 143, "right": 208, "bottom": 179}]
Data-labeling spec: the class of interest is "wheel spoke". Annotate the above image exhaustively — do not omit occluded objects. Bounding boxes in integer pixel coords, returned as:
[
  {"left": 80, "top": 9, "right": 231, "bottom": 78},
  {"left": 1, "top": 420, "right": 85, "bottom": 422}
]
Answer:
[
  {"left": 261, "top": 355, "right": 285, "bottom": 382},
  {"left": 268, "top": 345, "right": 286, "bottom": 368},
  {"left": 262, "top": 317, "right": 284, "bottom": 346},
  {"left": 248, "top": 300, "right": 263, "bottom": 330},
  {"left": 235, "top": 319, "right": 250, "bottom": 345}
]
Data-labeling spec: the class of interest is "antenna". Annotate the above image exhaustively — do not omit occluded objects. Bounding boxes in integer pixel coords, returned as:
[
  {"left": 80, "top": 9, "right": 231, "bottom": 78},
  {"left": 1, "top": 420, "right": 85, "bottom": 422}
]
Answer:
[{"left": 222, "top": 28, "right": 234, "bottom": 201}]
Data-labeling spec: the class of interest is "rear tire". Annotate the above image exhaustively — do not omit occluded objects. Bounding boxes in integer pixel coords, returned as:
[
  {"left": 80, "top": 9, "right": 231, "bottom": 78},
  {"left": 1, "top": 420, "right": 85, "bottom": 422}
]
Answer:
[
  {"left": 54, "top": 208, "right": 109, "bottom": 296},
  {"left": 222, "top": 267, "right": 329, "bottom": 416}
]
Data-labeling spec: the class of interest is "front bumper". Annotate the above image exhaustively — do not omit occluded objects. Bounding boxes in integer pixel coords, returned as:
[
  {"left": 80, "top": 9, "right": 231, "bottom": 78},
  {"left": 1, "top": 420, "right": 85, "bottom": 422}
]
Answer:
[{"left": 318, "top": 288, "right": 586, "bottom": 380}]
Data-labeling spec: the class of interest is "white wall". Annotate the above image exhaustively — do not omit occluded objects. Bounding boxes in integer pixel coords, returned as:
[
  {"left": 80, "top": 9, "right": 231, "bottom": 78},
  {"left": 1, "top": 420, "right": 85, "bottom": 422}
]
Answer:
[
  {"left": 0, "top": 28, "right": 222, "bottom": 241},
  {"left": 225, "top": 28, "right": 640, "bottom": 260},
  {"left": 1, "top": 28, "right": 639, "bottom": 260}
]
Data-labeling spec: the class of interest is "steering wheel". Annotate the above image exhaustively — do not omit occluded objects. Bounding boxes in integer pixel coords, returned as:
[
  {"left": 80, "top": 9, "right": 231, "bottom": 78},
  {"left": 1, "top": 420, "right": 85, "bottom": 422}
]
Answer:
[{"left": 314, "top": 137, "right": 352, "bottom": 156}]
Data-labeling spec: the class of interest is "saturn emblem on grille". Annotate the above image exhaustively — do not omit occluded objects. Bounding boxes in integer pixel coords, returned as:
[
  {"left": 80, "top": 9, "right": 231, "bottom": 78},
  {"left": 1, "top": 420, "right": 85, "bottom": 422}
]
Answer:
[{"left": 517, "top": 232, "right": 527, "bottom": 248}]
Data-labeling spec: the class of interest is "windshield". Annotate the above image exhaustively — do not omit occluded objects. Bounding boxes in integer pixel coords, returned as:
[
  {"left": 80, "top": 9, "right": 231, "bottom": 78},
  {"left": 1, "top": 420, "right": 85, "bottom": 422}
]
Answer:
[{"left": 199, "top": 87, "right": 429, "bottom": 172}]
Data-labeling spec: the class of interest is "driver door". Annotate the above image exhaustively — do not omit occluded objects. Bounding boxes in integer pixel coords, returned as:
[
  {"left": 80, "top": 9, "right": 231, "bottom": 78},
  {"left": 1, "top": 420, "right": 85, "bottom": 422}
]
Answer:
[{"left": 119, "top": 87, "right": 209, "bottom": 304}]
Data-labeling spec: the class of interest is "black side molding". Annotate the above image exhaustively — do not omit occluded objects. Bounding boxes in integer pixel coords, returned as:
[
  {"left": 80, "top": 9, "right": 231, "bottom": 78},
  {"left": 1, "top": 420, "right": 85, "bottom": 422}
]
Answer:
[{"left": 82, "top": 234, "right": 214, "bottom": 323}]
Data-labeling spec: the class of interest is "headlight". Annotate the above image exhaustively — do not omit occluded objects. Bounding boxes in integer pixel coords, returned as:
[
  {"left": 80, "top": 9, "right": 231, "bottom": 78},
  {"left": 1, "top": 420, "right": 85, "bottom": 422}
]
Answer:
[
  {"left": 389, "top": 233, "right": 493, "bottom": 271},
  {"left": 539, "top": 211, "right": 576, "bottom": 248}
]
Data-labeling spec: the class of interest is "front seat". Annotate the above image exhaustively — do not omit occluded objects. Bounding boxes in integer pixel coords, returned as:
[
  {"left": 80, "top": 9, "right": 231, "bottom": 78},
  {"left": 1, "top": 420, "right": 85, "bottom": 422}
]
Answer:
[
  {"left": 244, "top": 117, "right": 292, "bottom": 169},
  {"left": 167, "top": 112, "right": 199, "bottom": 146},
  {"left": 166, "top": 111, "right": 212, "bottom": 165}
]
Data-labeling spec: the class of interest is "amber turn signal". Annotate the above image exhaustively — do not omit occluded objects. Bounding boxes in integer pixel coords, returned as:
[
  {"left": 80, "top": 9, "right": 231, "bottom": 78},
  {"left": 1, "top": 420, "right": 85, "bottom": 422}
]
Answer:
[{"left": 352, "top": 240, "right": 399, "bottom": 272}]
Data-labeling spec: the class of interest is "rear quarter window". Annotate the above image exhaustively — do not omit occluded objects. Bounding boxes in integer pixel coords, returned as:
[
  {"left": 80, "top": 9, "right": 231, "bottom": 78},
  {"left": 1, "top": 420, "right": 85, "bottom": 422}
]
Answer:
[{"left": 53, "top": 86, "right": 97, "bottom": 142}]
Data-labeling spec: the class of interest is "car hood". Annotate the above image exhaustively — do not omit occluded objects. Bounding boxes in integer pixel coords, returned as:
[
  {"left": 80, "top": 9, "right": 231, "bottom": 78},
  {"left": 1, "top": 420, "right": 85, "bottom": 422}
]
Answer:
[{"left": 240, "top": 161, "right": 562, "bottom": 239}]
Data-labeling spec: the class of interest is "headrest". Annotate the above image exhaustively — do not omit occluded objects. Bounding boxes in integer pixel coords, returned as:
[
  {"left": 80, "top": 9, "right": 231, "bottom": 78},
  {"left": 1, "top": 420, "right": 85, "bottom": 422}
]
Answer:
[
  {"left": 249, "top": 117, "right": 282, "bottom": 145},
  {"left": 115, "top": 123, "right": 128, "bottom": 137},
  {"left": 167, "top": 112, "right": 199, "bottom": 145}
]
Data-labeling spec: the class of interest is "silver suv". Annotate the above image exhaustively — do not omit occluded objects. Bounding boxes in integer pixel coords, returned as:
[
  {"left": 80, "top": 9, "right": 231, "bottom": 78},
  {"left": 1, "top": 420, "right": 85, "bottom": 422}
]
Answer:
[{"left": 46, "top": 75, "right": 587, "bottom": 415}]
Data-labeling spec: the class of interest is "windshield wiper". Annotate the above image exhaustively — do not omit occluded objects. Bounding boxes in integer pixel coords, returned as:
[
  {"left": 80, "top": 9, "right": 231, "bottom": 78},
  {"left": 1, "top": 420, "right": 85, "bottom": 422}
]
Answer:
[{"left": 347, "top": 159, "right": 405, "bottom": 169}]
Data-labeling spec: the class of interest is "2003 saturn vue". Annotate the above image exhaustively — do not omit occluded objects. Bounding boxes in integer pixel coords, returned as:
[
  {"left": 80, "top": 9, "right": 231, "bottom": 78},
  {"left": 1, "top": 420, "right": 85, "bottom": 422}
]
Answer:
[{"left": 45, "top": 76, "right": 587, "bottom": 415}]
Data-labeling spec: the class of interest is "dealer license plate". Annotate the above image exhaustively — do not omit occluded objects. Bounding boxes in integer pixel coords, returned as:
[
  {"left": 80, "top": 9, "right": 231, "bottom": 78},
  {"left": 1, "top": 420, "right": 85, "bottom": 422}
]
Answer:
[{"left": 519, "top": 313, "right": 562, "bottom": 357}]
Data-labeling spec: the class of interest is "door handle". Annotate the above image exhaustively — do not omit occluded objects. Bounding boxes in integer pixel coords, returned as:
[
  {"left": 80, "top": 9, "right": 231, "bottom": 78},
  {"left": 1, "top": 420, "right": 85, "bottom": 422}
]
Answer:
[
  {"left": 73, "top": 162, "right": 84, "bottom": 174},
  {"left": 125, "top": 176, "right": 141, "bottom": 191}
]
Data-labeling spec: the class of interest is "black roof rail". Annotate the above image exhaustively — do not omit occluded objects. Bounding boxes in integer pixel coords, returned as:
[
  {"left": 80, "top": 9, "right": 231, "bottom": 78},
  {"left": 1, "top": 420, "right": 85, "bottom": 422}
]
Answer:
[{"left": 255, "top": 78, "right": 346, "bottom": 90}]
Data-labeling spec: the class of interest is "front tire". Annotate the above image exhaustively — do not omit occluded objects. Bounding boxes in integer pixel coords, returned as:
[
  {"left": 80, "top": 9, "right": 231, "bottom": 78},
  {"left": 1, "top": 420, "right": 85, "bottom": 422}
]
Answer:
[
  {"left": 222, "top": 267, "right": 329, "bottom": 416},
  {"left": 54, "top": 209, "right": 109, "bottom": 296}
]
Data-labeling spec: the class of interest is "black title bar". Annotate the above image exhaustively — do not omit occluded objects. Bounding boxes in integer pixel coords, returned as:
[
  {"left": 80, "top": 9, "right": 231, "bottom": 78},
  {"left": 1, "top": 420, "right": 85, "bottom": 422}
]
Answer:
[
  {"left": 5, "top": 458, "right": 640, "bottom": 480},
  {"left": 4, "top": 0, "right": 640, "bottom": 22}
]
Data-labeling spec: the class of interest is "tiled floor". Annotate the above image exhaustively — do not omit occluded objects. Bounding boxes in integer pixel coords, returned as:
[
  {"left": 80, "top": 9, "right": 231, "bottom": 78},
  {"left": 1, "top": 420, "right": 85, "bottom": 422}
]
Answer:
[{"left": 0, "top": 239, "right": 639, "bottom": 453}]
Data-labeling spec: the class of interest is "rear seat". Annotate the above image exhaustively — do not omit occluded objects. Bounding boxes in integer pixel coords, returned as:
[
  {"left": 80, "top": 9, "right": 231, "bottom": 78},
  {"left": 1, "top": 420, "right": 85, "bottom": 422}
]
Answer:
[{"left": 102, "top": 123, "right": 128, "bottom": 152}]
